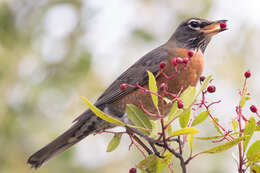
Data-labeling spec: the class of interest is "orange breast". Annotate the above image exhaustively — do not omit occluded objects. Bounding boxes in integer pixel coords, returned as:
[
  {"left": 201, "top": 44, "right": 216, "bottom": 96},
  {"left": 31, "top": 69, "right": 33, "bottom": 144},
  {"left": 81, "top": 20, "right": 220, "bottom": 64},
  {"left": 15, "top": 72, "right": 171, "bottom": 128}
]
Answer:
[{"left": 111, "top": 48, "right": 204, "bottom": 116}]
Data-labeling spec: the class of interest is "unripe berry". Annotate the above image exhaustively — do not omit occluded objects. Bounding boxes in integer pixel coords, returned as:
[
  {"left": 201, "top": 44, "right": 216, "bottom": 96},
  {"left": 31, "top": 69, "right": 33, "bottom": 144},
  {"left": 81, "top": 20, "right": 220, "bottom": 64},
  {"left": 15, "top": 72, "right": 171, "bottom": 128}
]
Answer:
[
  {"left": 176, "top": 57, "right": 183, "bottom": 64},
  {"left": 244, "top": 70, "right": 251, "bottom": 78},
  {"left": 187, "top": 50, "right": 194, "bottom": 58},
  {"left": 129, "top": 167, "right": 137, "bottom": 173},
  {"left": 120, "top": 83, "right": 127, "bottom": 91},
  {"left": 207, "top": 85, "right": 216, "bottom": 93},
  {"left": 177, "top": 100, "right": 184, "bottom": 109},
  {"left": 250, "top": 105, "right": 258, "bottom": 113},
  {"left": 183, "top": 58, "right": 189, "bottom": 64},
  {"left": 220, "top": 22, "right": 227, "bottom": 29},
  {"left": 172, "top": 58, "right": 177, "bottom": 66},
  {"left": 160, "top": 61, "right": 166, "bottom": 69}
]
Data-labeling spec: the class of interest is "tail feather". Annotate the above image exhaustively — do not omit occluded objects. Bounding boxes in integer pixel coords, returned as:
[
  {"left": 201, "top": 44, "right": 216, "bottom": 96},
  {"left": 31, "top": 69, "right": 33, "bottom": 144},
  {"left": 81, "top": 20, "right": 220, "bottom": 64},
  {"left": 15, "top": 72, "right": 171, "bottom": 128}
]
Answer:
[{"left": 27, "top": 110, "right": 109, "bottom": 169}]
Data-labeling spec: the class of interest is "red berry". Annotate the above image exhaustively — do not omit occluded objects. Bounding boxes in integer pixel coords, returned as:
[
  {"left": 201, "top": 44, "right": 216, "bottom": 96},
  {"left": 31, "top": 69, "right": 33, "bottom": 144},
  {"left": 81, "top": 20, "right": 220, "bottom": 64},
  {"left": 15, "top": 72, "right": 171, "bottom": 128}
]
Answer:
[
  {"left": 250, "top": 105, "right": 258, "bottom": 113},
  {"left": 160, "top": 61, "right": 166, "bottom": 69},
  {"left": 120, "top": 83, "right": 127, "bottom": 91},
  {"left": 177, "top": 100, "right": 184, "bottom": 109},
  {"left": 244, "top": 70, "right": 251, "bottom": 78},
  {"left": 172, "top": 58, "right": 177, "bottom": 66},
  {"left": 183, "top": 58, "right": 189, "bottom": 64},
  {"left": 187, "top": 50, "right": 194, "bottom": 58},
  {"left": 207, "top": 85, "right": 216, "bottom": 93},
  {"left": 176, "top": 57, "right": 183, "bottom": 64},
  {"left": 129, "top": 168, "right": 137, "bottom": 173},
  {"left": 200, "top": 76, "right": 206, "bottom": 82},
  {"left": 220, "top": 22, "right": 227, "bottom": 29}
]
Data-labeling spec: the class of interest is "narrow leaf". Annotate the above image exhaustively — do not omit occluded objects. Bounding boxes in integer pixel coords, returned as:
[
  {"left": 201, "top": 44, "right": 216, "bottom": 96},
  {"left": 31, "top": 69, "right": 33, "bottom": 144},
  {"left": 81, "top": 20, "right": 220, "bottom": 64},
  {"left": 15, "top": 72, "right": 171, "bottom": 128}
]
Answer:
[
  {"left": 196, "top": 135, "right": 224, "bottom": 140},
  {"left": 106, "top": 134, "right": 122, "bottom": 152},
  {"left": 210, "top": 117, "right": 223, "bottom": 135},
  {"left": 138, "top": 154, "right": 157, "bottom": 172},
  {"left": 179, "top": 109, "right": 191, "bottom": 128},
  {"left": 170, "top": 127, "right": 199, "bottom": 137},
  {"left": 191, "top": 111, "right": 209, "bottom": 126},
  {"left": 247, "top": 140, "right": 260, "bottom": 162},
  {"left": 126, "top": 104, "right": 152, "bottom": 135},
  {"left": 81, "top": 97, "right": 125, "bottom": 126},
  {"left": 188, "top": 134, "right": 194, "bottom": 151},
  {"left": 156, "top": 152, "right": 173, "bottom": 173},
  {"left": 232, "top": 118, "right": 239, "bottom": 133},
  {"left": 180, "top": 86, "right": 196, "bottom": 109},
  {"left": 147, "top": 71, "right": 158, "bottom": 108},
  {"left": 243, "top": 117, "right": 256, "bottom": 152},
  {"left": 202, "top": 137, "right": 246, "bottom": 154}
]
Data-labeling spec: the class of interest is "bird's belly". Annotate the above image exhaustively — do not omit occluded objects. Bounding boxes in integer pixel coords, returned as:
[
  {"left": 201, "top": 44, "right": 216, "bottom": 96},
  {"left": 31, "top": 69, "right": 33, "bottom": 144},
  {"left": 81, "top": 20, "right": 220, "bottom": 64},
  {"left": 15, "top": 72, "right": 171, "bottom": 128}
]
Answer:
[{"left": 110, "top": 50, "right": 204, "bottom": 117}]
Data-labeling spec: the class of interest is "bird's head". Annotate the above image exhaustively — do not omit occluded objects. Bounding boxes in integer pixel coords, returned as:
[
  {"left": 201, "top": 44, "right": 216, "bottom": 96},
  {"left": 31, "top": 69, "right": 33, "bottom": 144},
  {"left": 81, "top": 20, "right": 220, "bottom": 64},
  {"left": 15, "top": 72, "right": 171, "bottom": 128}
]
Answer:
[{"left": 170, "top": 17, "right": 228, "bottom": 53}]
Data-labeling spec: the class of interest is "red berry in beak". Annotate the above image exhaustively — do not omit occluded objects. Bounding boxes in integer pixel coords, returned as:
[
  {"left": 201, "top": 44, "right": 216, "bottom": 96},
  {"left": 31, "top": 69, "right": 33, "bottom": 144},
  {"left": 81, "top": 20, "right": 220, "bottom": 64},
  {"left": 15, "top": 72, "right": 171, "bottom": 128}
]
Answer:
[
  {"left": 250, "top": 105, "right": 258, "bottom": 113},
  {"left": 187, "top": 50, "right": 194, "bottom": 58},
  {"left": 129, "top": 168, "right": 137, "bottom": 173},
  {"left": 177, "top": 100, "right": 184, "bottom": 109},
  {"left": 244, "top": 70, "right": 251, "bottom": 78},
  {"left": 207, "top": 85, "right": 216, "bottom": 93},
  {"left": 120, "top": 83, "right": 127, "bottom": 91},
  {"left": 176, "top": 57, "right": 183, "bottom": 64},
  {"left": 160, "top": 61, "right": 166, "bottom": 69},
  {"left": 220, "top": 22, "right": 227, "bottom": 29}
]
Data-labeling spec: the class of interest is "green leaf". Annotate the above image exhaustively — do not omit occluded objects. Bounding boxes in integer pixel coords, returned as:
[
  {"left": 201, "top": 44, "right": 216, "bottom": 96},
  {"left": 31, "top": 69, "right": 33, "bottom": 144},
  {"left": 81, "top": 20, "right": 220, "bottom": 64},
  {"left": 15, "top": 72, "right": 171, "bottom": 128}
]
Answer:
[
  {"left": 188, "top": 134, "right": 194, "bottom": 151},
  {"left": 202, "top": 137, "right": 246, "bottom": 154},
  {"left": 106, "top": 134, "right": 122, "bottom": 152},
  {"left": 168, "top": 102, "right": 183, "bottom": 123},
  {"left": 247, "top": 140, "right": 260, "bottom": 162},
  {"left": 138, "top": 153, "right": 173, "bottom": 173},
  {"left": 166, "top": 124, "right": 173, "bottom": 136},
  {"left": 210, "top": 117, "right": 223, "bottom": 135},
  {"left": 180, "top": 86, "right": 196, "bottom": 109},
  {"left": 150, "top": 120, "right": 159, "bottom": 138},
  {"left": 81, "top": 96, "right": 126, "bottom": 126},
  {"left": 250, "top": 164, "right": 260, "bottom": 173},
  {"left": 243, "top": 117, "right": 256, "bottom": 152},
  {"left": 147, "top": 71, "right": 158, "bottom": 108},
  {"left": 126, "top": 104, "right": 152, "bottom": 135},
  {"left": 170, "top": 127, "right": 199, "bottom": 137},
  {"left": 191, "top": 111, "right": 209, "bottom": 126},
  {"left": 232, "top": 118, "right": 239, "bottom": 133},
  {"left": 196, "top": 135, "right": 224, "bottom": 140},
  {"left": 256, "top": 125, "right": 260, "bottom": 131},
  {"left": 179, "top": 109, "right": 191, "bottom": 128},
  {"left": 155, "top": 152, "right": 173, "bottom": 173}
]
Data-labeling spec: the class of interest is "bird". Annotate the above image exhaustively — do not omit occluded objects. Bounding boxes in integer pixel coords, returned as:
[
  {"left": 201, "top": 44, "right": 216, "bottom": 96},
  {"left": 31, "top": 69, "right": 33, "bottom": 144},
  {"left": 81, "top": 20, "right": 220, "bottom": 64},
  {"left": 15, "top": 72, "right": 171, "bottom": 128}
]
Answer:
[{"left": 27, "top": 17, "right": 227, "bottom": 168}]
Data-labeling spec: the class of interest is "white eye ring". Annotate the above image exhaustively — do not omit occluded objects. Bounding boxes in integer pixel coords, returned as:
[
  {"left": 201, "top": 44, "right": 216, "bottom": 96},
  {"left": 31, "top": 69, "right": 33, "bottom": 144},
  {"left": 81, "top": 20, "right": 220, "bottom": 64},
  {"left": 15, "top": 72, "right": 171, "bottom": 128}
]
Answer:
[{"left": 188, "top": 20, "right": 201, "bottom": 30}]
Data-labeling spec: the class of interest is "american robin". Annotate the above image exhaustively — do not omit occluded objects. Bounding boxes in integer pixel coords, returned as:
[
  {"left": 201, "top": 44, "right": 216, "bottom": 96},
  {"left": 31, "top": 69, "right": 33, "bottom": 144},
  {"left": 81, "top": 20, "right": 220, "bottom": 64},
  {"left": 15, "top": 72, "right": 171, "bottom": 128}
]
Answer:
[{"left": 28, "top": 17, "right": 227, "bottom": 168}]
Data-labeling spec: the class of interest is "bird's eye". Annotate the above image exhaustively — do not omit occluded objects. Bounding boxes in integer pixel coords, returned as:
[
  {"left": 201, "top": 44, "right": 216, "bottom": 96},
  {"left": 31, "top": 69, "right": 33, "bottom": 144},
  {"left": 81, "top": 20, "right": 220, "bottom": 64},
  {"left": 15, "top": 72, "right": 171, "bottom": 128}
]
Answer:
[{"left": 189, "top": 21, "right": 200, "bottom": 28}]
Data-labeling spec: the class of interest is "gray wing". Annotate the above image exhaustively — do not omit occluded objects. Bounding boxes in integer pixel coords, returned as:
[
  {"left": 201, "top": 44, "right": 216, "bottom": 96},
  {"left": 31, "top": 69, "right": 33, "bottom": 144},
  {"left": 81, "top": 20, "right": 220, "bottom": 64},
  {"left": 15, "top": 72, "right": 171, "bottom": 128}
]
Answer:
[{"left": 95, "top": 45, "right": 169, "bottom": 106}]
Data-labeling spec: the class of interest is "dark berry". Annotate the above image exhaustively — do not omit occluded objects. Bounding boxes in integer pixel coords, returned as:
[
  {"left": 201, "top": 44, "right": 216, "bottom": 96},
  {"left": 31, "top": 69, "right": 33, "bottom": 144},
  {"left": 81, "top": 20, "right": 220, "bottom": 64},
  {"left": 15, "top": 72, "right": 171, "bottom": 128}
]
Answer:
[
  {"left": 183, "top": 58, "right": 189, "bottom": 64},
  {"left": 250, "top": 105, "right": 258, "bottom": 113},
  {"left": 172, "top": 58, "right": 177, "bottom": 66},
  {"left": 200, "top": 76, "right": 206, "bottom": 82},
  {"left": 176, "top": 57, "right": 183, "bottom": 64},
  {"left": 244, "top": 70, "right": 251, "bottom": 78},
  {"left": 120, "top": 83, "right": 127, "bottom": 91},
  {"left": 220, "top": 22, "right": 227, "bottom": 29},
  {"left": 160, "top": 61, "right": 166, "bottom": 69},
  {"left": 129, "top": 168, "right": 137, "bottom": 173},
  {"left": 187, "top": 50, "right": 194, "bottom": 58},
  {"left": 177, "top": 100, "right": 184, "bottom": 109},
  {"left": 207, "top": 85, "right": 216, "bottom": 93}
]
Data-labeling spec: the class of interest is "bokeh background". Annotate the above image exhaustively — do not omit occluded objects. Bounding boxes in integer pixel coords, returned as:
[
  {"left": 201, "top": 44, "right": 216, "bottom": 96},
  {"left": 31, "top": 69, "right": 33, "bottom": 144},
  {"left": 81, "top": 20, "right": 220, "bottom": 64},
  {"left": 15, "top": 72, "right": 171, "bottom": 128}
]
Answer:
[{"left": 1, "top": 0, "right": 260, "bottom": 172}]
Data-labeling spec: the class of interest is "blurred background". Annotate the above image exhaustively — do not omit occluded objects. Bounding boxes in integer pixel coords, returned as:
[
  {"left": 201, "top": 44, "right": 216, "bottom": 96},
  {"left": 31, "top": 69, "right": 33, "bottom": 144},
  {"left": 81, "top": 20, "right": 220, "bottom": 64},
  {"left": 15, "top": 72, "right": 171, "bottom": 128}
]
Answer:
[{"left": 0, "top": 0, "right": 260, "bottom": 172}]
